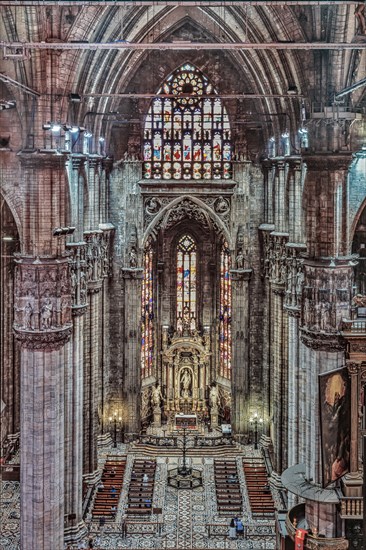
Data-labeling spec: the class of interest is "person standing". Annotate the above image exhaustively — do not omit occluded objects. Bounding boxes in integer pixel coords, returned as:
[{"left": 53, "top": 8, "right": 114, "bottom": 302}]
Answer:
[
  {"left": 236, "top": 518, "right": 244, "bottom": 537},
  {"left": 228, "top": 518, "right": 237, "bottom": 539}
]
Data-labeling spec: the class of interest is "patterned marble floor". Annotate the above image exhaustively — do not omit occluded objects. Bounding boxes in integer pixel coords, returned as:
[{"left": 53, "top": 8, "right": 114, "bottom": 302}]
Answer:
[{"left": 0, "top": 443, "right": 277, "bottom": 549}]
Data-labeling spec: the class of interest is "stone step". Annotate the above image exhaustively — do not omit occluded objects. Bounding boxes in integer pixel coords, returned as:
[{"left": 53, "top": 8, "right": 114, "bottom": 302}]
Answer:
[{"left": 130, "top": 443, "right": 242, "bottom": 457}]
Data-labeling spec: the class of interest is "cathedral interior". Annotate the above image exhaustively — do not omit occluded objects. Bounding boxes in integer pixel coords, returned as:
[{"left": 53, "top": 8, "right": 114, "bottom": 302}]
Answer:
[{"left": 1, "top": 1, "right": 366, "bottom": 549}]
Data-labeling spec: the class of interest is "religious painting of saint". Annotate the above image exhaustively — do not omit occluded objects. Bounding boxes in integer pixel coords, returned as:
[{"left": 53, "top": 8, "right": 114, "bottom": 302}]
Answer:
[{"left": 319, "top": 367, "right": 351, "bottom": 487}]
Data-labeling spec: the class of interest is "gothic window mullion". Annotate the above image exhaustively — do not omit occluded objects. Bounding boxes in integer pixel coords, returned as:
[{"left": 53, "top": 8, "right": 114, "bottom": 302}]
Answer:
[
  {"left": 177, "top": 235, "right": 197, "bottom": 334},
  {"left": 143, "top": 63, "right": 232, "bottom": 180},
  {"left": 219, "top": 242, "right": 232, "bottom": 379}
]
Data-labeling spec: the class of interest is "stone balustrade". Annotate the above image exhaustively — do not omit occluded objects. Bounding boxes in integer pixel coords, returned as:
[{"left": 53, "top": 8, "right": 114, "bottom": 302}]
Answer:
[{"left": 339, "top": 496, "right": 363, "bottom": 519}]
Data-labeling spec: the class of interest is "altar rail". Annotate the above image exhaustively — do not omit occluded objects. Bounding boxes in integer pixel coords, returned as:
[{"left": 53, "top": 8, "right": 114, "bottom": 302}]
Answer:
[
  {"left": 138, "top": 435, "right": 178, "bottom": 447},
  {"left": 194, "top": 435, "right": 235, "bottom": 447}
]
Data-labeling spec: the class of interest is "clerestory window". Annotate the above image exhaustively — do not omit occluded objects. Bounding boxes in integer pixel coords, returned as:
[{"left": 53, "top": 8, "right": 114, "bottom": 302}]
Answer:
[{"left": 143, "top": 63, "right": 232, "bottom": 180}]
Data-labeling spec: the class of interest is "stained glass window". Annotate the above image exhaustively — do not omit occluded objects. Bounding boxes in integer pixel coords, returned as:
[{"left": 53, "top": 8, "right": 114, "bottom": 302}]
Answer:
[
  {"left": 143, "top": 64, "right": 232, "bottom": 180},
  {"left": 177, "top": 235, "right": 197, "bottom": 333},
  {"left": 219, "top": 242, "right": 232, "bottom": 379},
  {"left": 141, "top": 238, "right": 154, "bottom": 378}
]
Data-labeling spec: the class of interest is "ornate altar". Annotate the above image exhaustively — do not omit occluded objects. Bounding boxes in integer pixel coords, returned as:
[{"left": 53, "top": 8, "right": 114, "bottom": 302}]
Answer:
[{"left": 161, "top": 326, "right": 211, "bottom": 413}]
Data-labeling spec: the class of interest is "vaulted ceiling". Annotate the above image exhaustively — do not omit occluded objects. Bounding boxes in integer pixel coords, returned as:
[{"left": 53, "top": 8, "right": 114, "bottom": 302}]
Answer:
[{"left": 0, "top": 2, "right": 365, "bottom": 155}]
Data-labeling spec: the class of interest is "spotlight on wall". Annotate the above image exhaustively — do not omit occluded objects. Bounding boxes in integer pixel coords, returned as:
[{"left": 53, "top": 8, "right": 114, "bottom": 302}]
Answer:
[
  {"left": 0, "top": 99, "right": 16, "bottom": 110},
  {"left": 42, "top": 122, "right": 62, "bottom": 132},
  {"left": 99, "top": 137, "right": 105, "bottom": 143},
  {"left": 84, "top": 131, "right": 93, "bottom": 138},
  {"left": 52, "top": 226, "right": 76, "bottom": 237}
]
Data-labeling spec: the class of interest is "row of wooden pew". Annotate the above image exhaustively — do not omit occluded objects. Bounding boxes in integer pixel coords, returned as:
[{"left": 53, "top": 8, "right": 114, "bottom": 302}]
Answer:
[
  {"left": 92, "top": 455, "right": 126, "bottom": 520},
  {"left": 243, "top": 458, "right": 275, "bottom": 517},
  {"left": 126, "top": 458, "right": 156, "bottom": 515},
  {"left": 214, "top": 459, "right": 242, "bottom": 515}
]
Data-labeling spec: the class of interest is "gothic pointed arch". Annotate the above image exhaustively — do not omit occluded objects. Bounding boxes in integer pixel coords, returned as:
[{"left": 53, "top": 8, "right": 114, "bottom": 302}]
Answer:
[{"left": 142, "top": 195, "right": 233, "bottom": 248}]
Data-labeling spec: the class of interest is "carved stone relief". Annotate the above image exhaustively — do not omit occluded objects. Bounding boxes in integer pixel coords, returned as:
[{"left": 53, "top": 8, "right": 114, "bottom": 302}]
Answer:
[
  {"left": 13, "top": 256, "right": 72, "bottom": 350},
  {"left": 84, "top": 231, "right": 112, "bottom": 288},
  {"left": 302, "top": 263, "right": 352, "bottom": 335},
  {"left": 143, "top": 195, "right": 231, "bottom": 231}
]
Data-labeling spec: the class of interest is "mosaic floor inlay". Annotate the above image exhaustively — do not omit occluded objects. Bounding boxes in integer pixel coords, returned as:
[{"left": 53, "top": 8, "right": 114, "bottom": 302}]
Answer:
[{"left": 1, "top": 442, "right": 276, "bottom": 549}]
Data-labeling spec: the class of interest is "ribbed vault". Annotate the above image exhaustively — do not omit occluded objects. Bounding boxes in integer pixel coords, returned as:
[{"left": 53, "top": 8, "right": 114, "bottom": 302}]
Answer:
[{"left": 0, "top": 4, "right": 365, "bottom": 153}]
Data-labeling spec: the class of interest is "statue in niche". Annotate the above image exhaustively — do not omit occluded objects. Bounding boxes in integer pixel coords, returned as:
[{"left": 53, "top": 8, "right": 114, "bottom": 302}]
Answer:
[
  {"left": 40, "top": 299, "right": 53, "bottom": 329},
  {"left": 203, "top": 330, "right": 211, "bottom": 351},
  {"left": 151, "top": 383, "right": 163, "bottom": 408},
  {"left": 129, "top": 247, "right": 138, "bottom": 268},
  {"left": 236, "top": 249, "right": 245, "bottom": 270},
  {"left": 180, "top": 368, "right": 192, "bottom": 398},
  {"left": 320, "top": 301, "right": 332, "bottom": 332},
  {"left": 24, "top": 301, "right": 33, "bottom": 329},
  {"left": 177, "top": 313, "right": 183, "bottom": 335},
  {"left": 80, "top": 269, "right": 87, "bottom": 303},
  {"left": 355, "top": 4, "right": 366, "bottom": 34},
  {"left": 71, "top": 269, "right": 77, "bottom": 296},
  {"left": 209, "top": 385, "right": 219, "bottom": 409},
  {"left": 295, "top": 268, "right": 304, "bottom": 307}
]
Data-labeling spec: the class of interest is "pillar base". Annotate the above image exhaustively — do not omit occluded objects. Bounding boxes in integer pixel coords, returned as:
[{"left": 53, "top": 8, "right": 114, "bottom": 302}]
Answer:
[
  {"left": 260, "top": 434, "right": 272, "bottom": 449},
  {"left": 64, "top": 521, "right": 88, "bottom": 544},
  {"left": 153, "top": 407, "right": 162, "bottom": 428},
  {"left": 211, "top": 407, "right": 218, "bottom": 428},
  {"left": 342, "top": 471, "right": 363, "bottom": 497},
  {"left": 270, "top": 470, "right": 283, "bottom": 489},
  {"left": 83, "top": 468, "right": 100, "bottom": 485}
]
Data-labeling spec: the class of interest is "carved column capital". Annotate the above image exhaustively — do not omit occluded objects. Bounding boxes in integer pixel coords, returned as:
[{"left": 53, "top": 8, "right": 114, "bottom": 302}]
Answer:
[
  {"left": 70, "top": 153, "right": 86, "bottom": 170},
  {"left": 346, "top": 361, "right": 361, "bottom": 376},
  {"left": 300, "top": 327, "right": 346, "bottom": 352},
  {"left": 13, "top": 255, "right": 72, "bottom": 350},
  {"left": 230, "top": 268, "right": 252, "bottom": 283},
  {"left": 87, "top": 154, "right": 103, "bottom": 169},
  {"left": 303, "top": 153, "right": 353, "bottom": 173},
  {"left": 18, "top": 150, "right": 69, "bottom": 169},
  {"left": 121, "top": 267, "right": 144, "bottom": 281}
]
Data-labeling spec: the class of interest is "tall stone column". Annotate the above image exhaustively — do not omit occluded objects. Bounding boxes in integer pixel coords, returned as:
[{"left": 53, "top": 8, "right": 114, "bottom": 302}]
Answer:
[
  {"left": 267, "top": 232, "right": 289, "bottom": 474},
  {"left": 273, "top": 160, "right": 286, "bottom": 232},
  {"left": 303, "top": 154, "right": 352, "bottom": 258},
  {"left": 287, "top": 158, "right": 304, "bottom": 244},
  {"left": 230, "top": 267, "right": 252, "bottom": 439},
  {"left": 83, "top": 231, "right": 103, "bottom": 478},
  {"left": 86, "top": 156, "right": 102, "bottom": 230},
  {"left": 341, "top": 361, "right": 363, "bottom": 498},
  {"left": 297, "top": 259, "right": 353, "bottom": 537},
  {"left": 13, "top": 256, "right": 72, "bottom": 550},
  {"left": 121, "top": 267, "right": 143, "bottom": 436},
  {"left": 271, "top": 284, "right": 287, "bottom": 472},
  {"left": 284, "top": 246, "right": 305, "bottom": 507},
  {"left": 64, "top": 243, "right": 88, "bottom": 542},
  {"left": 66, "top": 155, "right": 86, "bottom": 242}
]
